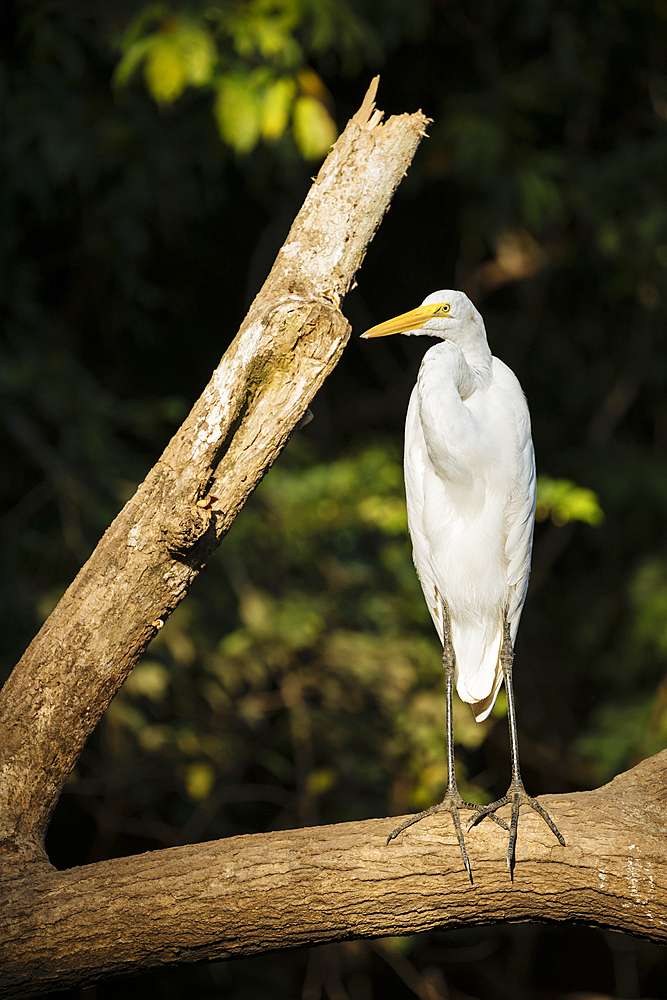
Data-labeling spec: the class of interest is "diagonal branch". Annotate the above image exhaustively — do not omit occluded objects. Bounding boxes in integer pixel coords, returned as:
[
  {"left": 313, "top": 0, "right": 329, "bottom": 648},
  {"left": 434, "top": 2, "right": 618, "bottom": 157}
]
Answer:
[
  {"left": 0, "top": 79, "right": 430, "bottom": 861},
  {"left": 2, "top": 751, "right": 667, "bottom": 997}
]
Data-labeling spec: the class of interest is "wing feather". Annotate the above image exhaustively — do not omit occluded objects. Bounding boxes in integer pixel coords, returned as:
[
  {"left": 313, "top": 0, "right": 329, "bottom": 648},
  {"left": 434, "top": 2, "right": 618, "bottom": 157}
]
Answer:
[
  {"left": 495, "top": 361, "right": 536, "bottom": 643},
  {"left": 404, "top": 386, "right": 445, "bottom": 645}
]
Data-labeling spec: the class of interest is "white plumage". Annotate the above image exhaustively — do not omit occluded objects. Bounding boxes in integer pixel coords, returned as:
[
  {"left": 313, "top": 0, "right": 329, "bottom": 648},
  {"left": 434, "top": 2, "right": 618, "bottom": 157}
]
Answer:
[
  {"left": 362, "top": 289, "right": 563, "bottom": 876},
  {"left": 402, "top": 292, "right": 535, "bottom": 721}
]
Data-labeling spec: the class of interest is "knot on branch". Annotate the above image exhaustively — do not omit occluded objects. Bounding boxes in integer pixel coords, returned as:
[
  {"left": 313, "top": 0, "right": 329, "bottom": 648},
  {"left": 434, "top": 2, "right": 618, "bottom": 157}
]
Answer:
[{"left": 161, "top": 501, "right": 214, "bottom": 557}]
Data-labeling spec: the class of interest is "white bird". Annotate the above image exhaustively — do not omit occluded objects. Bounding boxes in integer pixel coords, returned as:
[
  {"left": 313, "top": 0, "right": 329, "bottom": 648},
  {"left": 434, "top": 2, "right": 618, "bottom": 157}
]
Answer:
[{"left": 361, "top": 289, "right": 564, "bottom": 877}]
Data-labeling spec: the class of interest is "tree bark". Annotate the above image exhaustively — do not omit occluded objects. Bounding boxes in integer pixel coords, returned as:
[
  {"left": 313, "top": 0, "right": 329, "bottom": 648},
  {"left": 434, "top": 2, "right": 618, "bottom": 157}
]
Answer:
[
  {"left": 0, "top": 79, "right": 429, "bottom": 862},
  {"left": 2, "top": 751, "right": 667, "bottom": 996}
]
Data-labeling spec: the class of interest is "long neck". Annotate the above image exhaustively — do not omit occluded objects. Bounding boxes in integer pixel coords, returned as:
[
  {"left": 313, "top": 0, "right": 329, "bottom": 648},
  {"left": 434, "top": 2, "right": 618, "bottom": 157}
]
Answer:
[
  {"left": 416, "top": 342, "right": 482, "bottom": 488},
  {"left": 453, "top": 317, "right": 493, "bottom": 390}
]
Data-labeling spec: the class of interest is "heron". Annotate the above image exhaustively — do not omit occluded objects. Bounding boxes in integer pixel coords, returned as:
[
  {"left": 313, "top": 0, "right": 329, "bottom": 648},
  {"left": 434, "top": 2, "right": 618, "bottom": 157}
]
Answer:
[{"left": 361, "top": 289, "right": 564, "bottom": 877}]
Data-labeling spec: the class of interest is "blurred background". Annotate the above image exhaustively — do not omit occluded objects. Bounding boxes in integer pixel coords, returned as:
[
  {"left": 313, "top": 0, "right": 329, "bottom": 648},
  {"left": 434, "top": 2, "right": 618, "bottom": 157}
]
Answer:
[{"left": 3, "top": 0, "right": 667, "bottom": 997}]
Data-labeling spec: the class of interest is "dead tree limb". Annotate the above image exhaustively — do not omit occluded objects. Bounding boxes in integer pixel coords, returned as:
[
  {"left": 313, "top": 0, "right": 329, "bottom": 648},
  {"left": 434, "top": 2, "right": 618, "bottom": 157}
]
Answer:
[
  {"left": 2, "top": 751, "right": 667, "bottom": 997},
  {"left": 0, "top": 79, "right": 429, "bottom": 863}
]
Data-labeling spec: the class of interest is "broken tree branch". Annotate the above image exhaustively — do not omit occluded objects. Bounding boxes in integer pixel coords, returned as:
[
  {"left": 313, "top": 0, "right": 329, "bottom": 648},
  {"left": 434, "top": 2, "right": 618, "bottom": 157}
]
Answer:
[{"left": 0, "top": 79, "right": 430, "bottom": 861}]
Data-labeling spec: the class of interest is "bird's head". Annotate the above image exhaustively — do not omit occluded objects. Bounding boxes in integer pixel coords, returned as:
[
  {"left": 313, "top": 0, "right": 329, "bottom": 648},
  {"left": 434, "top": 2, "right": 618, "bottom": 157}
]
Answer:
[{"left": 360, "top": 289, "right": 483, "bottom": 342}]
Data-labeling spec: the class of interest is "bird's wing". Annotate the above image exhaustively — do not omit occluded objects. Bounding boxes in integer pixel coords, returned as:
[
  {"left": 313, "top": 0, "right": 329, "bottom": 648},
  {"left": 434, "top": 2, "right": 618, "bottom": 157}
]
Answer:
[
  {"left": 404, "top": 386, "right": 445, "bottom": 645},
  {"left": 495, "top": 359, "right": 537, "bottom": 643}
]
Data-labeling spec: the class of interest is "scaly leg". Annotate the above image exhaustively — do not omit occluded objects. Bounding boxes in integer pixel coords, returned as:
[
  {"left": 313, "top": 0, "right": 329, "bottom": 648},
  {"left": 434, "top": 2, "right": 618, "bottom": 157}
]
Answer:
[
  {"left": 387, "top": 603, "right": 507, "bottom": 882},
  {"left": 467, "top": 618, "right": 565, "bottom": 874}
]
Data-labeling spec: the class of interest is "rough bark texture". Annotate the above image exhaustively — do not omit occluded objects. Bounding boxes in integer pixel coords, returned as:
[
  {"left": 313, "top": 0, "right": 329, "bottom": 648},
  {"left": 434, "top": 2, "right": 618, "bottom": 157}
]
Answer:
[
  {"left": 0, "top": 80, "right": 429, "bottom": 862},
  {"left": 2, "top": 751, "right": 667, "bottom": 996}
]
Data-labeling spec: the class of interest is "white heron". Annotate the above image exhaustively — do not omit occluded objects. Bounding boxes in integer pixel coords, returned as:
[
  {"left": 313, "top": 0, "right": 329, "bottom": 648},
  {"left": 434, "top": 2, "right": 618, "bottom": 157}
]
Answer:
[{"left": 361, "top": 289, "right": 564, "bottom": 877}]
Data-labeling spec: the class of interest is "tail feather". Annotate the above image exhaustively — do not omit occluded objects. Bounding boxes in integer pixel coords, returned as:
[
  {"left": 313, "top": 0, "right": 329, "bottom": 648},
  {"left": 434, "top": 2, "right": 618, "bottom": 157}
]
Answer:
[{"left": 451, "top": 617, "right": 503, "bottom": 722}]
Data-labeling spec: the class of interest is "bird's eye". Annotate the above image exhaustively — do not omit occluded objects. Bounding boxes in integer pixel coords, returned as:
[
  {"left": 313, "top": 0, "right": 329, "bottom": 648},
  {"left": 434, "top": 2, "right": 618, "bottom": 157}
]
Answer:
[{"left": 435, "top": 303, "right": 451, "bottom": 315}]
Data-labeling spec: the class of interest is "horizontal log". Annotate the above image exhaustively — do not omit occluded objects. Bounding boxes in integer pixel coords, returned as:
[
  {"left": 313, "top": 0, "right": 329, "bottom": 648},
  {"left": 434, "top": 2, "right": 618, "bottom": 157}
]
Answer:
[{"left": 2, "top": 751, "right": 666, "bottom": 996}]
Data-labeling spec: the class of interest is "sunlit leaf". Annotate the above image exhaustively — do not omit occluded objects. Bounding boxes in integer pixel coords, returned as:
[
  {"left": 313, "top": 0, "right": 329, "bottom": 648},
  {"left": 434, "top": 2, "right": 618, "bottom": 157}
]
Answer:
[
  {"left": 114, "top": 37, "right": 155, "bottom": 88},
  {"left": 254, "top": 18, "right": 301, "bottom": 63},
  {"left": 305, "top": 768, "right": 338, "bottom": 795},
  {"left": 214, "top": 74, "right": 262, "bottom": 152},
  {"left": 292, "top": 95, "right": 337, "bottom": 159},
  {"left": 356, "top": 495, "right": 407, "bottom": 535},
  {"left": 137, "top": 725, "right": 172, "bottom": 751},
  {"left": 178, "top": 24, "right": 217, "bottom": 85},
  {"left": 261, "top": 76, "right": 297, "bottom": 140},
  {"left": 296, "top": 67, "right": 331, "bottom": 104},
  {"left": 185, "top": 761, "right": 216, "bottom": 801},
  {"left": 116, "top": 16, "right": 217, "bottom": 104},
  {"left": 535, "top": 476, "right": 604, "bottom": 526},
  {"left": 411, "top": 759, "right": 448, "bottom": 808},
  {"left": 227, "top": 5, "right": 301, "bottom": 64},
  {"left": 144, "top": 37, "right": 188, "bottom": 103},
  {"left": 238, "top": 585, "right": 274, "bottom": 635}
]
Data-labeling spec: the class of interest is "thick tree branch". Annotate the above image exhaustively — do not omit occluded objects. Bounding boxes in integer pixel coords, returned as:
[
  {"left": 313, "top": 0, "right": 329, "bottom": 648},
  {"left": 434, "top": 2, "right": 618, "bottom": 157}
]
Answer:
[
  {"left": 2, "top": 751, "right": 667, "bottom": 996},
  {"left": 0, "top": 80, "right": 430, "bottom": 861}
]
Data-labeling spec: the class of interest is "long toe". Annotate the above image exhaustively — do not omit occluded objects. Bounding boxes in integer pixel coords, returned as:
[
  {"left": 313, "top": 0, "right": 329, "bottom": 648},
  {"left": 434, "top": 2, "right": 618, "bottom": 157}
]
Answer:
[
  {"left": 386, "top": 792, "right": 481, "bottom": 881},
  {"left": 466, "top": 781, "right": 565, "bottom": 874},
  {"left": 466, "top": 796, "right": 511, "bottom": 832}
]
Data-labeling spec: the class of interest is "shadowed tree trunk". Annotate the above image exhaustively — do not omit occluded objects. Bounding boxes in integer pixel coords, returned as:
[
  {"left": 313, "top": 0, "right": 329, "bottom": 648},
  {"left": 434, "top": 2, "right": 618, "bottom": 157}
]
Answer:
[{"left": 1, "top": 79, "right": 666, "bottom": 998}]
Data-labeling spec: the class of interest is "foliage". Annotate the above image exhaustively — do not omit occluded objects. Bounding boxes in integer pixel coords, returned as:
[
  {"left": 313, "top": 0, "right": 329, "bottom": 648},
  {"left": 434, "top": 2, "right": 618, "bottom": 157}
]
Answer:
[
  {"left": 536, "top": 475, "right": 604, "bottom": 527},
  {"left": 113, "top": 1, "right": 370, "bottom": 157}
]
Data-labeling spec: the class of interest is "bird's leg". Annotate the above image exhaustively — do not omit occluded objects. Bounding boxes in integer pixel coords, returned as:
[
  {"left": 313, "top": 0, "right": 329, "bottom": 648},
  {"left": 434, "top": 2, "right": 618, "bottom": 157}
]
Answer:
[
  {"left": 467, "top": 618, "right": 565, "bottom": 874},
  {"left": 386, "top": 603, "right": 506, "bottom": 882}
]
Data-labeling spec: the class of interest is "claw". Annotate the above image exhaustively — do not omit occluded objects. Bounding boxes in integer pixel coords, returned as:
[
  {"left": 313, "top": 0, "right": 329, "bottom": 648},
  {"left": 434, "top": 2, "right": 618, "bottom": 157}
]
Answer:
[
  {"left": 386, "top": 791, "right": 510, "bottom": 882},
  {"left": 386, "top": 794, "right": 477, "bottom": 882},
  {"left": 467, "top": 779, "right": 565, "bottom": 875}
]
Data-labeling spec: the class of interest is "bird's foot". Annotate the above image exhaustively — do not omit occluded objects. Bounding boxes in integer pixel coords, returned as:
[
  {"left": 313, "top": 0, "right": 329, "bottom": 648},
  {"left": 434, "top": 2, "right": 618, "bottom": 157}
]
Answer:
[
  {"left": 386, "top": 791, "right": 508, "bottom": 882},
  {"left": 466, "top": 778, "right": 565, "bottom": 875}
]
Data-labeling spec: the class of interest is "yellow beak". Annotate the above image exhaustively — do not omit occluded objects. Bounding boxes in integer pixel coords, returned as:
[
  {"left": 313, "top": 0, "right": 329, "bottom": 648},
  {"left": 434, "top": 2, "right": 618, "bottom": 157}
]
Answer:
[{"left": 360, "top": 303, "right": 446, "bottom": 339}]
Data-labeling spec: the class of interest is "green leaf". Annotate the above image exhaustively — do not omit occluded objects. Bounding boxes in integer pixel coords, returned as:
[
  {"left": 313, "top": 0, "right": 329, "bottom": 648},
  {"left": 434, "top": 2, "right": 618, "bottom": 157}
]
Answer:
[
  {"left": 356, "top": 495, "right": 407, "bottom": 535},
  {"left": 261, "top": 76, "right": 297, "bottom": 140},
  {"left": 116, "top": 20, "right": 216, "bottom": 104},
  {"left": 185, "top": 761, "right": 216, "bottom": 801},
  {"left": 536, "top": 476, "right": 604, "bottom": 527},
  {"left": 214, "top": 75, "right": 262, "bottom": 153},
  {"left": 124, "top": 660, "right": 170, "bottom": 701},
  {"left": 177, "top": 24, "right": 217, "bottom": 85},
  {"left": 292, "top": 94, "right": 337, "bottom": 159},
  {"left": 227, "top": 4, "right": 301, "bottom": 65},
  {"left": 113, "top": 37, "right": 155, "bottom": 88},
  {"left": 519, "top": 169, "right": 562, "bottom": 228},
  {"left": 447, "top": 114, "right": 507, "bottom": 176},
  {"left": 144, "top": 37, "right": 188, "bottom": 104},
  {"left": 576, "top": 699, "right": 653, "bottom": 780}
]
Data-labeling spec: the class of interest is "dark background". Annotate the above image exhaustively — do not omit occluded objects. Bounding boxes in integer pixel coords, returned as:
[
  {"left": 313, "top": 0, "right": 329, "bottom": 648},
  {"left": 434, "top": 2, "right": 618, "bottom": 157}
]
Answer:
[{"left": 3, "top": 1, "right": 667, "bottom": 997}]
